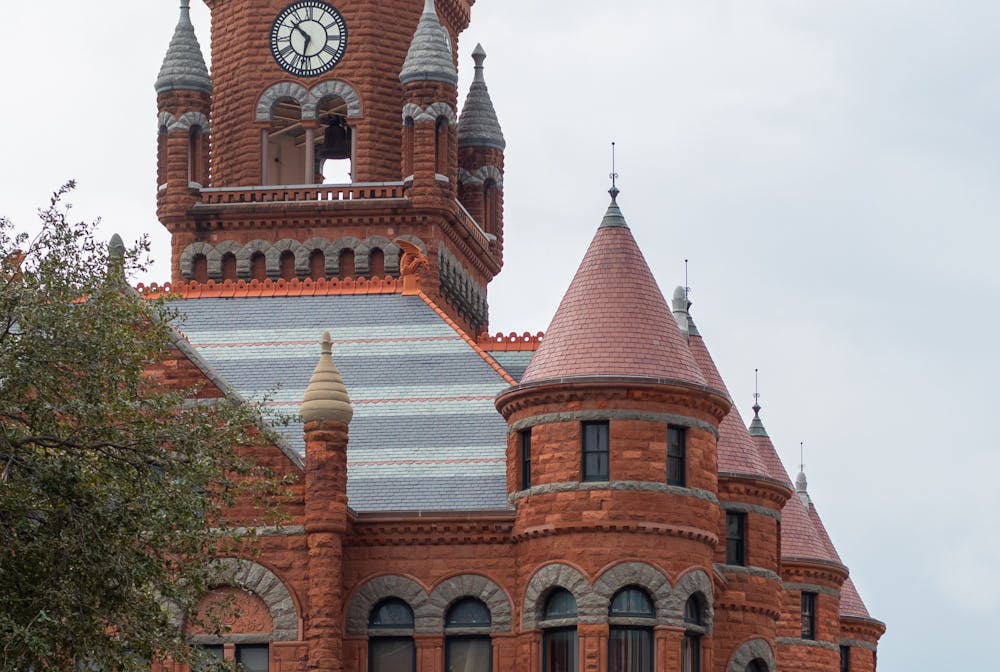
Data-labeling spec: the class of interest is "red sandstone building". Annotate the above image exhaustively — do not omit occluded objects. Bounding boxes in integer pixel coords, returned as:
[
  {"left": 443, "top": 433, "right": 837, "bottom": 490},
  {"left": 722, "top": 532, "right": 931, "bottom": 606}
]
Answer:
[{"left": 149, "top": 1, "right": 885, "bottom": 670}]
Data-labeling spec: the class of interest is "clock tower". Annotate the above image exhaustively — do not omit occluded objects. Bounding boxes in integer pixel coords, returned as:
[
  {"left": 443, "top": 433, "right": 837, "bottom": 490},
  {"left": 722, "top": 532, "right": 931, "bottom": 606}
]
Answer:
[{"left": 155, "top": 0, "right": 505, "bottom": 337}]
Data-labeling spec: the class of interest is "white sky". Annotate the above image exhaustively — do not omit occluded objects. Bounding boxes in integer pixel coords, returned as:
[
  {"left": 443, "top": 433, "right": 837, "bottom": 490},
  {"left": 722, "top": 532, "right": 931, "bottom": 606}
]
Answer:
[{"left": 2, "top": 1, "right": 999, "bottom": 668}]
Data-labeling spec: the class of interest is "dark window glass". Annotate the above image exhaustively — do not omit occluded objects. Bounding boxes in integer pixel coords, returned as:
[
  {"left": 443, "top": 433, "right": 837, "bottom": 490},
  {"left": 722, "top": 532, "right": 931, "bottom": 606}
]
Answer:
[
  {"left": 840, "top": 645, "right": 850, "bottom": 672},
  {"left": 582, "top": 421, "right": 609, "bottom": 481},
  {"left": 235, "top": 644, "right": 268, "bottom": 672},
  {"left": 446, "top": 638, "right": 491, "bottom": 672},
  {"left": 544, "top": 589, "right": 577, "bottom": 620},
  {"left": 194, "top": 645, "right": 224, "bottom": 672},
  {"left": 543, "top": 628, "right": 578, "bottom": 672},
  {"left": 446, "top": 598, "right": 491, "bottom": 627},
  {"left": 801, "top": 592, "right": 816, "bottom": 640},
  {"left": 521, "top": 429, "right": 532, "bottom": 490},
  {"left": 681, "top": 634, "right": 700, "bottom": 672},
  {"left": 369, "top": 638, "right": 415, "bottom": 672},
  {"left": 683, "top": 595, "right": 703, "bottom": 626},
  {"left": 370, "top": 599, "right": 414, "bottom": 628},
  {"left": 726, "top": 512, "right": 746, "bottom": 566},
  {"left": 609, "top": 627, "right": 652, "bottom": 672},
  {"left": 667, "top": 427, "right": 686, "bottom": 486},
  {"left": 609, "top": 588, "right": 654, "bottom": 618},
  {"left": 745, "top": 660, "right": 768, "bottom": 672}
]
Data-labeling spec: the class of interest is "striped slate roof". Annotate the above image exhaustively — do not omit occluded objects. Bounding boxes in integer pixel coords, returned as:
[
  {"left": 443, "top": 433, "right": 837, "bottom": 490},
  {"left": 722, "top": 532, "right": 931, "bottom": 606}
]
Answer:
[{"left": 173, "top": 293, "right": 512, "bottom": 513}]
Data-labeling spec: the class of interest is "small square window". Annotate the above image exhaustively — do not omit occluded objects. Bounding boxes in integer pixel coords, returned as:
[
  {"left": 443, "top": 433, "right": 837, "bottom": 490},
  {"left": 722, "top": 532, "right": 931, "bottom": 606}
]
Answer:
[
  {"left": 582, "top": 421, "right": 609, "bottom": 481},
  {"left": 801, "top": 592, "right": 817, "bottom": 640},
  {"left": 520, "top": 429, "right": 532, "bottom": 490},
  {"left": 725, "top": 512, "right": 746, "bottom": 566},
  {"left": 667, "top": 426, "right": 686, "bottom": 486},
  {"left": 236, "top": 644, "right": 268, "bottom": 672}
]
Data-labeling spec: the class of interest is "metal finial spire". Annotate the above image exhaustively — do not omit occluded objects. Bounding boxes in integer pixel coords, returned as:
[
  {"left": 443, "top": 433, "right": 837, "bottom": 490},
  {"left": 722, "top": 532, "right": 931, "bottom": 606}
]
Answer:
[
  {"left": 609, "top": 142, "right": 620, "bottom": 201},
  {"left": 752, "top": 368, "right": 761, "bottom": 417},
  {"left": 799, "top": 441, "right": 805, "bottom": 474},
  {"left": 684, "top": 259, "right": 690, "bottom": 303}
]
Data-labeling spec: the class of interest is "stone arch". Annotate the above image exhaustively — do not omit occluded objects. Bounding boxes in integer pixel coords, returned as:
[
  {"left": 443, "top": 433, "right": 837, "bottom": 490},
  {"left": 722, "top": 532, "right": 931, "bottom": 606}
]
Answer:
[
  {"left": 306, "top": 80, "right": 362, "bottom": 119},
  {"left": 172, "top": 111, "right": 211, "bottom": 135},
  {"left": 426, "top": 102, "right": 457, "bottom": 126},
  {"left": 345, "top": 575, "right": 433, "bottom": 636},
  {"left": 255, "top": 82, "right": 310, "bottom": 122},
  {"left": 475, "top": 165, "right": 503, "bottom": 190},
  {"left": 402, "top": 103, "right": 423, "bottom": 125},
  {"left": 202, "top": 558, "right": 299, "bottom": 641},
  {"left": 727, "top": 638, "right": 776, "bottom": 672},
  {"left": 523, "top": 563, "right": 600, "bottom": 629},
  {"left": 208, "top": 240, "right": 243, "bottom": 281},
  {"left": 302, "top": 237, "right": 339, "bottom": 278},
  {"left": 667, "top": 568, "right": 714, "bottom": 629},
  {"left": 180, "top": 242, "right": 215, "bottom": 279},
  {"left": 157, "top": 111, "right": 177, "bottom": 130},
  {"left": 266, "top": 239, "right": 308, "bottom": 278},
  {"left": 593, "top": 562, "right": 673, "bottom": 626},
  {"left": 428, "top": 575, "right": 513, "bottom": 633},
  {"left": 355, "top": 236, "right": 400, "bottom": 276},
  {"left": 240, "top": 240, "right": 276, "bottom": 279}
]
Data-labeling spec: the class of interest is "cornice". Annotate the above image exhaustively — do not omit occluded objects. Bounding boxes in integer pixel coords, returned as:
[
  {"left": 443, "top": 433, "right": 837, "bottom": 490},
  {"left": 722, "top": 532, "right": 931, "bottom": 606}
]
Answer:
[
  {"left": 512, "top": 520, "right": 718, "bottom": 546},
  {"left": 781, "top": 559, "right": 850, "bottom": 586},
  {"left": 718, "top": 472, "right": 793, "bottom": 508},
  {"left": 348, "top": 513, "right": 515, "bottom": 547}
]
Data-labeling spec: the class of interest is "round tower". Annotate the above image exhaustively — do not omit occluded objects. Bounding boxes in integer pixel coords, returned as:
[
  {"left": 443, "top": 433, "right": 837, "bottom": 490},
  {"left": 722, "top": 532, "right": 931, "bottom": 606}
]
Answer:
[
  {"left": 399, "top": 0, "right": 460, "bottom": 203},
  {"left": 495, "top": 189, "right": 731, "bottom": 670},
  {"left": 457, "top": 44, "right": 506, "bottom": 262},
  {"left": 301, "top": 332, "right": 353, "bottom": 672},
  {"left": 675, "top": 293, "right": 790, "bottom": 666},
  {"left": 155, "top": 0, "right": 212, "bottom": 227}
]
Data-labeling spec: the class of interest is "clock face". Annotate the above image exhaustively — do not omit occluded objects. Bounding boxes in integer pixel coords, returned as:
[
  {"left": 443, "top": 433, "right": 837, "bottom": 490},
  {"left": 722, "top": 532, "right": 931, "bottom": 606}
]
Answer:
[{"left": 270, "top": 1, "right": 348, "bottom": 77}]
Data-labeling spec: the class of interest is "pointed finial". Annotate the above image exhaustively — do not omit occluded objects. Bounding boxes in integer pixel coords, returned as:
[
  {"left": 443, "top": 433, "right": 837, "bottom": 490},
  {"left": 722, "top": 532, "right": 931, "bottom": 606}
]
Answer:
[
  {"left": 423, "top": 0, "right": 437, "bottom": 15},
  {"left": 300, "top": 331, "right": 353, "bottom": 425},
  {"left": 609, "top": 142, "right": 620, "bottom": 202},
  {"left": 795, "top": 442, "right": 810, "bottom": 504},
  {"left": 799, "top": 441, "right": 805, "bottom": 474},
  {"left": 109, "top": 233, "right": 125, "bottom": 262},
  {"left": 684, "top": 259, "right": 691, "bottom": 304},
  {"left": 752, "top": 368, "right": 761, "bottom": 417}
]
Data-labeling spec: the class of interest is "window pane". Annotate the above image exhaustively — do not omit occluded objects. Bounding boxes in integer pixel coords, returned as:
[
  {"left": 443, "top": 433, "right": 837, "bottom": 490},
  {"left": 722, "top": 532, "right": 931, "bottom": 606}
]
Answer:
[
  {"left": 446, "top": 637, "right": 492, "bottom": 672},
  {"left": 683, "top": 595, "right": 702, "bottom": 626},
  {"left": 447, "top": 598, "right": 491, "bottom": 627},
  {"left": 544, "top": 589, "right": 577, "bottom": 619},
  {"left": 544, "top": 629, "right": 578, "bottom": 672},
  {"left": 726, "top": 513, "right": 745, "bottom": 565},
  {"left": 840, "top": 646, "right": 850, "bottom": 672},
  {"left": 667, "top": 427, "right": 685, "bottom": 486},
  {"left": 370, "top": 638, "right": 415, "bottom": 672},
  {"left": 370, "top": 599, "right": 414, "bottom": 627},
  {"left": 610, "top": 588, "right": 654, "bottom": 618},
  {"left": 236, "top": 645, "right": 268, "bottom": 672},
  {"left": 609, "top": 628, "right": 652, "bottom": 672},
  {"left": 582, "top": 422, "right": 609, "bottom": 481},
  {"left": 800, "top": 592, "right": 816, "bottom": 640},
  {"left": 521, "top": 430, "right": 532, "bottom": 490},
  {"left": 681, "top": 634, "right": 700, "bottom": 672}
]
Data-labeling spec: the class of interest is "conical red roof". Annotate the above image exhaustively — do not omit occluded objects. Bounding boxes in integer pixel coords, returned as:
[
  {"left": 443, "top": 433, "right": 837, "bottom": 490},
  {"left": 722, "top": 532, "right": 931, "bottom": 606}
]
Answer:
[
  {"left": 687, "top": 335, "right": 769, "bottom": 478},
  {"left": 522, "top": 196, "right": 706, "bottom": 386},
  {"left": 808, "top": 501, "right": 844, "bottom": 565},
  {"left": 839, "top": 576, "right": 872, "bottom": 619}
]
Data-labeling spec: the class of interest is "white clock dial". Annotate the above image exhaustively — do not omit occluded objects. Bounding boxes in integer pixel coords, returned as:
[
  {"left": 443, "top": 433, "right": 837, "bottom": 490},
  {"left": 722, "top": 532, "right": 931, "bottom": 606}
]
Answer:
[{"left": 270, "top": 1, "right": 348, "bottom": 77}]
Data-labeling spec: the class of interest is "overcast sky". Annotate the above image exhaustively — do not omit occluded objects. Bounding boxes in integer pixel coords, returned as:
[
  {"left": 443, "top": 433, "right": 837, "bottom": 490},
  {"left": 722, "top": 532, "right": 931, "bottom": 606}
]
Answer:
[{"left": 2, "top": 1, "right": 999, "bottom": 668}]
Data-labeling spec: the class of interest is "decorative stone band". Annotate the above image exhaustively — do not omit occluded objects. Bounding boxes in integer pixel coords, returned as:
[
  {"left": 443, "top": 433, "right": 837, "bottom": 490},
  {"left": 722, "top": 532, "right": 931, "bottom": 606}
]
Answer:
[
  {"left": 719, "top": 500, "right": 782, "bottom": 521},
  {"left": 217, "top": 525, "right": 306, "bottom": 537},
  {"left": 782, "top": 581, "right": 840, "bottom": 598},
  {"left": 522, "top": 562, "right": 714, "bottom": 631},
  {"left": 510, "top": 480, "right": 718, "bottom": 504},
  {"left": 714, "top": 564, "right": 782, "bottom": 583},
  {"left": 345, "top": 573, "right": 512, "bottom": 636},
  {"left": 509, "top": 409, "right": 719, "bottom": 439},
  {"left": 478, "top": 331, "right": 543, "bottom": 351},
  {"left": 840, "top": 638, "right": 878, "bottom": 651},
  {"left": 438, "top": 243, "right": 488, "bottom": 332},
  {"left": 255, "top": 80, "right": 363, "bottom": 122},
  {"left": 402, "top": 101, "right": 457, "bottom": 126},
  {"left": 726, "top": 638, "right": 776, "bottom": 672},
  {"left": 775, "top": 637, "right": 840, "bottom": 651},
  {"left": 181, "top": 558, "right": 299, "bottom": 642}
]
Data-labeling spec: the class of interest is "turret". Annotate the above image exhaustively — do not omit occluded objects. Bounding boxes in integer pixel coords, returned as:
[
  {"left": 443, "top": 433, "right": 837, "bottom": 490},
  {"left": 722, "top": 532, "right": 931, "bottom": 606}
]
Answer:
[
  {"left": 496, "top": 187, "right": 730, "bottom": 670},
  {"left": 400, "top": 0, "right": 459, "bottom": 202},
  {"left": 457, "top": 45, "right": 506, "bottom": 259},
  {"left": 301, "top": 332, "right": 353, "bottom": 672},
  {"left": 155, "top": 0, "right": 211, "bottom": 225}
]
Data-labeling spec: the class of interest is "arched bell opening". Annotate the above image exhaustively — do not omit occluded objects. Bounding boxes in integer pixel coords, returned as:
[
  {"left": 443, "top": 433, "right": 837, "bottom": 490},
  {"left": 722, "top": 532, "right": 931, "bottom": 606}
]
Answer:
[
  {"left": 188, "top": 125, "right": 207, "bottom": 186},
  {"left": 314, "top": 96, "right": 352, "bottom": 184},
  {"left": 338, "top": 249, "right": 355, "bottom": 280},
  {"left": 250, "top": 252, "right": 267, "bottom": 282},
  {"left": 157, "top": 125, "right": 168, "bottom": 188},
  {"left": 264, "top": 98, "right": 308, "bottom": 186},
  {"left": 434, "top": 116, "right": 449, "bottom": 176},
  {"left": 483, "top": 178, "right": 499, "bottom": 236},
  {"left": 221, "top": 252, "right": 237, "bottom": 282}
]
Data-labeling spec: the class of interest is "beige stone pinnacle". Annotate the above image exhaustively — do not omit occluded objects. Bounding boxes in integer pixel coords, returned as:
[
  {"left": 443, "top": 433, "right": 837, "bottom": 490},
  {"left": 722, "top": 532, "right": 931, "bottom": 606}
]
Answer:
[{"left": 300, "top": 331, "right": 353, "bottom": 425}]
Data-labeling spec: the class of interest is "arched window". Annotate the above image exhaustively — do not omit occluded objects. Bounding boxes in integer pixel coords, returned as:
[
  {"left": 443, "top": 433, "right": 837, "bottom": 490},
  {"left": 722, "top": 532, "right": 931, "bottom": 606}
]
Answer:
[
  {"left": 221, "top": 252, "right": 237, "bottom": 281},
  {"left": 608, "top": 587, "right": 654, "bottom": 672},
  {"left": 681, "top": 595, "right": 706, "bottom": 672},
  {"left": 435, "top": 117, "right": 449, "bottom": 176},
  {"left": 403, "top": 117, "right": 415, "bottom": 177},
  {"left": 157, "top": 125, "right": 168, "bottom": 187},
  {"left": 339, "top": 249, "right": 355, "bottom": 279},
  {"left": 746, "top": 660, "right": 769, "bottom": 672},
  {"left": 316, "top": 99, "right": 352, "bottom": 184},
  {"left": 368, "top": 599, "right": 415, "bottom": 672},
  {"left": 279, "top": 250, "right": 296, "bottom": 280},
  {"left": 369, "top": 248, "right": 385, "bottom": 278},
  {"left": 189, "top": 126, "right": 205, "bottom": 185},
  {"left": 542, "top": 589, "right": 577, "bottom": 672},
  {"left": 192, "top": 254, "right": 208, "bottom": 284},
  {"left": 250, "top": 252, "right": 267, "bottom": 281},
  {"left": 445, "top": 598, "right": 491, "bottom": 672},
  {"left": 309, "top": 249, "right": 326, "bottom": 281},
  {"left": 483, "top": 179, "right": 498, "bottom": 236}
]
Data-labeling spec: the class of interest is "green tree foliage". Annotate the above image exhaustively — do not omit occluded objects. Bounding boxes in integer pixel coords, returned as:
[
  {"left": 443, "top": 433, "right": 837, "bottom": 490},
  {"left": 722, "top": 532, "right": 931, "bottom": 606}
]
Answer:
[{"left": 0, "top": 184, "right": 276, "bottom": 672}]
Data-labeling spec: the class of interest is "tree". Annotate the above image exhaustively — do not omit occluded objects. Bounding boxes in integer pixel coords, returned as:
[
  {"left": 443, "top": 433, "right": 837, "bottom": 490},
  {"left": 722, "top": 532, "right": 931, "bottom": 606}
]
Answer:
[{"left": 0, "top": 184, "right": 277, "bottom": 672}]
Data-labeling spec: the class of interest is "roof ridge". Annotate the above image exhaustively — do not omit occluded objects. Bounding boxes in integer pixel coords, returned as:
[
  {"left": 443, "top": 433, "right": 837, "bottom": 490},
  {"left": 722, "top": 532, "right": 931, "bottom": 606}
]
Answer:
[
  {"left": 137, "top": 276, "right": 404, "bottom": 299},
  {"left": 416, "top": 291, "right": 517, "bottom": 386}
]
